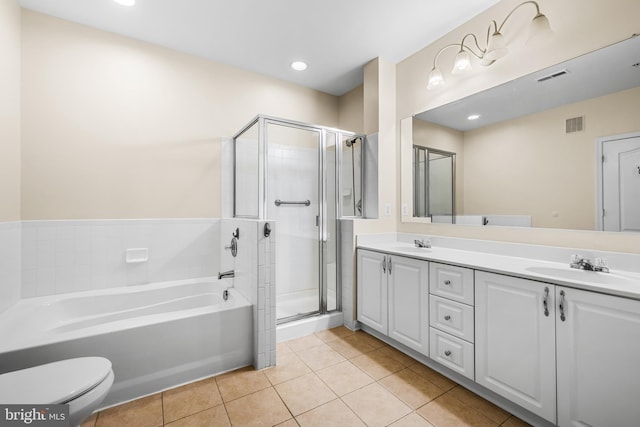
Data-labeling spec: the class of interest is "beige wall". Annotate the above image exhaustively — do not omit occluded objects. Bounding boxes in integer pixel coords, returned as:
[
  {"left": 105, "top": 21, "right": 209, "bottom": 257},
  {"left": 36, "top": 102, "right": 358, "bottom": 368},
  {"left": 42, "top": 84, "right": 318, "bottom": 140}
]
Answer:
[
  {"left": 339, "top": 85, "right": 364, "bottom": 134},
  {"left": 355, "top": 57, "right": 397, "bottom": 234},
  {"left": 0, "top": 0, "right": 21, "bottom": 222},
  {"left": 21, "top": 10, "right": 340, "bottom": 220},
  {"left": 464, "top": 86, "right": 640, "bottom": 230},
  {"left": 397, "top": 0, "right": 640, "bottom": 253}
]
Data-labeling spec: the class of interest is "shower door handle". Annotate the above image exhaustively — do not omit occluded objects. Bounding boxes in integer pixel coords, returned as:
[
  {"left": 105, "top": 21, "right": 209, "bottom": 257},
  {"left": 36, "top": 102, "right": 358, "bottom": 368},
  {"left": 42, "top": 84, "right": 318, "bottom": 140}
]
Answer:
[{"left": 274, "top": 199, "right": 311, "bottom": 206}]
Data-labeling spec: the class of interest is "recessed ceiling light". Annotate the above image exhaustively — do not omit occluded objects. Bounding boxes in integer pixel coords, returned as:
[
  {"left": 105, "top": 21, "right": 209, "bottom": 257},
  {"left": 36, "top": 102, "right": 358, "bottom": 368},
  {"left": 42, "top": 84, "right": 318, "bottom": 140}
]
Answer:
[
  {"left": 291, "top": 61, "right": 308, "bottom": 71},
  {"left": 467, "top": 114, "right": 481, "bottom": 120},
  {"left": 114, "top": 0, "right": 135, "bottom": 6}
]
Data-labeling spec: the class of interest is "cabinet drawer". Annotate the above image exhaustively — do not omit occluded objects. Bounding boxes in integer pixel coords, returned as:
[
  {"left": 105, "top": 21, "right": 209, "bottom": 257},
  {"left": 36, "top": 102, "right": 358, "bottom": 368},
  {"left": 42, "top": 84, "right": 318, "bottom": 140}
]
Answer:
[
  {"left": 430, "top": 328, "right": 475, "bottom": 380},
  {"left": 430, "top": 263, "right": 474, "bottom": 305},
  {"left": 429, "top": 295, "right": 474, "bottom": 342}
]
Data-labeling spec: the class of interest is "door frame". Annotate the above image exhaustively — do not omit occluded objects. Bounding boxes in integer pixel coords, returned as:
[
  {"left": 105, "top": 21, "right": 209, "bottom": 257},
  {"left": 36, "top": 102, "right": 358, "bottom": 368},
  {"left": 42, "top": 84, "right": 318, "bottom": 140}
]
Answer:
[{"left": 595, "top": 131, "right": 640, "bottom": 231}]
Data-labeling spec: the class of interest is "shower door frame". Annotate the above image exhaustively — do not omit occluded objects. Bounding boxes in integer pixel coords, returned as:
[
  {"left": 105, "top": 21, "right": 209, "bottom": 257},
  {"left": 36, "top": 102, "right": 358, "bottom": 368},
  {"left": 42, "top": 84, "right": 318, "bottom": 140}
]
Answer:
[{"left": 233, "top": 115, "right": 357, "bottom": 324}]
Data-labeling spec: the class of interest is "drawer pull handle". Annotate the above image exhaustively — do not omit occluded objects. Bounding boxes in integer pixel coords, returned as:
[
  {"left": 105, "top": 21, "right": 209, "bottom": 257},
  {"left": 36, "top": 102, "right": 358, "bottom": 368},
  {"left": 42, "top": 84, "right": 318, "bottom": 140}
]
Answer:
[
  {"left": 444, "top": 280, "right": 452, "bottom": 285},
  {"left": 444, "top": 350, "right": 452, "bottom": 357},
  {"left": 444, "top": 315, "right": 451, "bottom": 321}
]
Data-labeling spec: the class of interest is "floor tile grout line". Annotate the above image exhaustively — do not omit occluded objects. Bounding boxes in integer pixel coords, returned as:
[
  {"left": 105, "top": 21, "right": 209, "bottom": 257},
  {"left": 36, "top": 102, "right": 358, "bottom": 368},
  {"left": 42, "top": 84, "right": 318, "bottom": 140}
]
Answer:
[
  {"left": 93, "top": 328, "right": 529, "bottom": 427},
  {"left": 375, "top": 368, "right": 447, "bottom": 411},
  {"left": 212, "top": 377, "right": 233, "bottom": 426},
  {"left": 160, "top": 392, "right": 165, "bottom": 426},
  {"left": 270, "top": 382, "right": 298, "bottom": 423}
]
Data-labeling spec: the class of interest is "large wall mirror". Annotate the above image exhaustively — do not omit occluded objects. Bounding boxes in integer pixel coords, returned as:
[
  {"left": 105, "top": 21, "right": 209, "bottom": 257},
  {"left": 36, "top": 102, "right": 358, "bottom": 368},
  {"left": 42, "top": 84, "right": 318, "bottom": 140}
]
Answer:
[{"left": 401, "top": 35, "right": 640, "bottom": 232}]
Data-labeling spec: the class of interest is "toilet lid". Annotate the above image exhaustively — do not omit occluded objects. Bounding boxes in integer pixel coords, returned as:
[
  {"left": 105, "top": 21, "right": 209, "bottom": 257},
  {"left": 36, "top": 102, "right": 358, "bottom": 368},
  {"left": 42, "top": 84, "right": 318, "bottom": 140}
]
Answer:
[{"left": 0, "top": 357, "right": 112, "bottom": 404}]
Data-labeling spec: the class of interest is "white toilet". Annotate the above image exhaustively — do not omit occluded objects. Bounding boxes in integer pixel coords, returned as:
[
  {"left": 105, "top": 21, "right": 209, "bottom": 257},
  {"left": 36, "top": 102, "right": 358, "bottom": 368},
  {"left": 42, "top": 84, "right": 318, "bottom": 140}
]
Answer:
[{"left": 0, "top": 357, "right": 114, "bottom": 426}]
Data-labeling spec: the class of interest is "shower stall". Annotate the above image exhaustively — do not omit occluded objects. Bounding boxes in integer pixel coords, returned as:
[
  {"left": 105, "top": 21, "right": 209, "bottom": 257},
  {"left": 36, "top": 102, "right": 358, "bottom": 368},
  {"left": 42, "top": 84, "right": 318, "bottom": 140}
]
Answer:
[{"left": 233, "top": 116, "right": 363, "bottom": 324}]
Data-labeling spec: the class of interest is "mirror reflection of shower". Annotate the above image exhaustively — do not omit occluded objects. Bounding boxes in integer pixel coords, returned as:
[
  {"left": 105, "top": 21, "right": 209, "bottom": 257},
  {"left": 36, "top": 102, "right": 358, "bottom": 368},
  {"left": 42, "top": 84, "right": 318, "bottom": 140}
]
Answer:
[
  {"left": 343, "top": 136, "right": 363, "bottom": 216},
  {"left": 413, "top": 145, "right": 455, "bottom": 222}
]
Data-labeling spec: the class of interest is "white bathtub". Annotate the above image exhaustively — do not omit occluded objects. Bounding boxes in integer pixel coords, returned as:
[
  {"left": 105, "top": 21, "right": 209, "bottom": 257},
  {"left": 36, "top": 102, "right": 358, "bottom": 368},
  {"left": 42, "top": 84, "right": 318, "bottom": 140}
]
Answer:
[{"left": 0, "top": 278, "right": 253, "bottom": 408}]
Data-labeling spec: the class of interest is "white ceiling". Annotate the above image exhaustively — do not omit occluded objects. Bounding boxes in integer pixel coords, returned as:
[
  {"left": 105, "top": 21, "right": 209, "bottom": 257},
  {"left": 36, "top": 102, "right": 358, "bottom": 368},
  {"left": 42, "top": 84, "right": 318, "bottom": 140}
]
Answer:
[{"left": 17, "top": 0, "right": 500, "bottom": 96}]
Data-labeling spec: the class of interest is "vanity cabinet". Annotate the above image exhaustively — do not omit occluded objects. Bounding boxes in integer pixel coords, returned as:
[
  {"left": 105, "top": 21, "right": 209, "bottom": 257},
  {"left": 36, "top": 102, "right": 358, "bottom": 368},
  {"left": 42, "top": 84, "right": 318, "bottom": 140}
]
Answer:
[
  {"left": 357, "top": 249, "right": 429, "bottom": 354},
  {"left": 357, "top": 250, "right": 388, "bottom": 334},
  {"left": 475, "top": 271, "right": 557, "bottom": 423},
  {"left": 356, "top": 242, "right": 640, "bottom": 426},
  {"left": 556, "top": 287, "right": 640, "bottom": 427},
  {"left": 477, "top": 271, "right": 640, "bottom": 426},
  {"left": 429, "top": 263, "right": 475, "bottom": 380}
]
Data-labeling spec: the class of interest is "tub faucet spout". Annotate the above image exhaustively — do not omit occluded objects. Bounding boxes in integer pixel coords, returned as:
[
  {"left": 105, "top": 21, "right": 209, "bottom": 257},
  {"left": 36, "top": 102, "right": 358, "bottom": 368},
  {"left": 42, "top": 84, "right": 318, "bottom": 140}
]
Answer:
[{"left": 218, "top": 270, "right": 235, "bottom": 280}]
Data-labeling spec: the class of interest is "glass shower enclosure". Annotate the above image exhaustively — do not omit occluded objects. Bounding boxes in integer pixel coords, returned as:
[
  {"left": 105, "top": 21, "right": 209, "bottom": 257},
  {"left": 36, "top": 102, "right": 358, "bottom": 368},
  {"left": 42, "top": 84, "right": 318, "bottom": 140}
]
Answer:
[{"left": 233, "top": 115, "right": 363, "bottom": 324}]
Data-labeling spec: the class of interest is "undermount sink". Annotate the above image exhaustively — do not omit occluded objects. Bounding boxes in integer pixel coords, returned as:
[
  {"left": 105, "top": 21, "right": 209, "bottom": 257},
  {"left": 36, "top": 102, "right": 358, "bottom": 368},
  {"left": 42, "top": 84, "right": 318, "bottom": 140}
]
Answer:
[
  {"left": 390, "top": 245, "right": 432, "bottom": 253},
  {"left": 525, "top": 266, "right": 638, "bottom": 286}
]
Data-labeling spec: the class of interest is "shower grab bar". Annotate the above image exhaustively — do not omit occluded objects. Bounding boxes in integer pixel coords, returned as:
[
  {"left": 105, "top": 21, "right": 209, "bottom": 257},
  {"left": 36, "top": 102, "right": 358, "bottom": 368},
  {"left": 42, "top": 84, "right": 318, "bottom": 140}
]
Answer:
[{"left": 274, "top": 199, "right": 311, "bottom": 207}]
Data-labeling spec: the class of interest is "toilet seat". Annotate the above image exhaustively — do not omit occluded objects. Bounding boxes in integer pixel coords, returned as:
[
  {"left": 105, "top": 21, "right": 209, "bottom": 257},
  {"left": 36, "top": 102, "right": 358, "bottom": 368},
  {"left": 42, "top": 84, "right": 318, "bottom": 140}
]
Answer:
[{"left": 0, "top": 357, "right": 112, "bottom": 404}]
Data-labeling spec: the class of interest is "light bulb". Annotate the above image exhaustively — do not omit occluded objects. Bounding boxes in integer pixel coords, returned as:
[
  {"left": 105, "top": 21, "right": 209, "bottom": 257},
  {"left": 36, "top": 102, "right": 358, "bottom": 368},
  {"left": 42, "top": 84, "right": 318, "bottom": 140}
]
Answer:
[
  {"left": 485, "top": 32, "right": 508, "bottom": 62},
  {"left": 452, "top": 50, "right": 472, "bottom": 75},
  {"left": 427, "top": 67, "right": 444, "bottom": 90},
  {"left": 527, "top": 13, "right": 553, "bottom": 44},
  {"left": 291, "top": 61, "right": 308, "bottom": 71}
]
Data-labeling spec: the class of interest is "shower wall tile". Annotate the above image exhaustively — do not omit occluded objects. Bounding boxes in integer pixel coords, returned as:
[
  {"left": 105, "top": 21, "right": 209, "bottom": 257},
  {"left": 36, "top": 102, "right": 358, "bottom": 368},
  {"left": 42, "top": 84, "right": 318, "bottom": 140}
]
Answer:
[
  {"left": 220, "top": 218, "right": 275, "bottom": 370},
  {"left": 0, "top": 222, "right": 21, "bottom": 314},
  {"left": 260, "top": 220, "right": 276, "bottom": 368},
  {"left": 21, "top": 219, "right": 221, "bottom": 297},
  {"left": 268, "top": 144, "right": 317, "bottom": 297},
  {"left": 339, "top": 219, "right": 357, "bottom": 330}
]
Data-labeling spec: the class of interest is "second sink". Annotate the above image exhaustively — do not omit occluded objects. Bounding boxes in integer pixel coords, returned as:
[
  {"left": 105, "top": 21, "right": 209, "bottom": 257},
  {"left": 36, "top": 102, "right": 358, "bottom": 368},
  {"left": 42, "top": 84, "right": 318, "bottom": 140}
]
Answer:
[{"left": 525, "top": 266, "right": 638, "bottom": 287}]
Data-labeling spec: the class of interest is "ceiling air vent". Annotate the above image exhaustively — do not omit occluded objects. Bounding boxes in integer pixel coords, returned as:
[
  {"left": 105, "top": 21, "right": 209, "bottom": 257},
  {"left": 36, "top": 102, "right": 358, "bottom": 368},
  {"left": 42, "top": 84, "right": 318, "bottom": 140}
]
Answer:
[
  {"left": 537, "top": 69, "right": 569, "bottom": 82},
  {"left": 566, "top": 116, "right": 584, "bottom": 133}
]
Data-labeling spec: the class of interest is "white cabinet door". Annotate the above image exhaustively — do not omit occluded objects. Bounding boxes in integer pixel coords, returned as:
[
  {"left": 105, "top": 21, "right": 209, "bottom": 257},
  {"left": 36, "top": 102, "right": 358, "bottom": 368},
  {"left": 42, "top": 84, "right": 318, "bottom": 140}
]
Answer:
[
  {"left": 388, "top": 255, "right": 429, "bottom": 354},
  {"left": 475, "top": 271, "right": 556, "bottom": 423},
  {"left": 557, "top": 287, "right": 640, "bottom": 427},
  {"left": 357, "top": 250, "right": 388, "bottom": 334}
]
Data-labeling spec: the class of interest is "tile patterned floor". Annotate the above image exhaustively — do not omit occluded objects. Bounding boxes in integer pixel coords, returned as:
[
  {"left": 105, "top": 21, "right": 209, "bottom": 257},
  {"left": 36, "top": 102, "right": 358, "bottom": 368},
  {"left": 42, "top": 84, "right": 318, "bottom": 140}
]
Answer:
[{"left": 82, "top": 327, "right": 531, "bottom": 427}]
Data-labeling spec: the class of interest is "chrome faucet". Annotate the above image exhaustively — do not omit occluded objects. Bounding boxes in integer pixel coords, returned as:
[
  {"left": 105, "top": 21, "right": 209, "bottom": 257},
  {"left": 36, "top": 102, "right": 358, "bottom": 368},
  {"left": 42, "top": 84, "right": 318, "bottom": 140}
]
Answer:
[
  {"left": 414, "top": 239, "right": 432, "bottom": 248},
  {"left": 218, "top": 270, "right": 235, "bottom": 280},
  {"left": 570, "top": 255, "right": 609, "bottom": 273}
]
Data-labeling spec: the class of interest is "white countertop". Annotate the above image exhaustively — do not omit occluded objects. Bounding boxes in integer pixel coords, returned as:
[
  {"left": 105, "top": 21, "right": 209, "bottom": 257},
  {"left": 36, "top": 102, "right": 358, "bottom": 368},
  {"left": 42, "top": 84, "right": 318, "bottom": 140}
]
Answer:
[{"left": 357, "top": 240, "right": 640, "bottom": 301}]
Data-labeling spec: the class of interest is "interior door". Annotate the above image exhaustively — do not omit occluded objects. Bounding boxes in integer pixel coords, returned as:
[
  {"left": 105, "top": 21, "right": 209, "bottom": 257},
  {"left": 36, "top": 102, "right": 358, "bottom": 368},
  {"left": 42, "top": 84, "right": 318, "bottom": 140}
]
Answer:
[{"left": 602, "top": 136, "right": 640, "bottom": 232}]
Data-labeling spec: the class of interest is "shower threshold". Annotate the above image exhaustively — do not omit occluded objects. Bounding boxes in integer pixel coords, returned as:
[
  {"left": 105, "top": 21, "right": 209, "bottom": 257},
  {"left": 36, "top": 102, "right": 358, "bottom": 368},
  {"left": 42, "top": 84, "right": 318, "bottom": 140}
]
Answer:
[
  {"left": 276, "top": 289, "right": 337, "bottom": 321},
  {"left": 276, "top": 312, "right": 344, "bottom": 342}
]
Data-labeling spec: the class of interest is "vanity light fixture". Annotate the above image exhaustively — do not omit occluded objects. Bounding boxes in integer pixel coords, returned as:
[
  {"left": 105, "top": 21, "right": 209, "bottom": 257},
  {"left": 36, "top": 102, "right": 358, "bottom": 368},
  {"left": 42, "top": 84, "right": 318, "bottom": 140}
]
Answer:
[
  {"left": 291, "top": 61, "right": 308, "bottom": 71},
  {"left": 113, "top": 0, "right": 135, "bottom": 6},
  {"left": 427, "top": 1, "right": 552, "bottom": 90}
]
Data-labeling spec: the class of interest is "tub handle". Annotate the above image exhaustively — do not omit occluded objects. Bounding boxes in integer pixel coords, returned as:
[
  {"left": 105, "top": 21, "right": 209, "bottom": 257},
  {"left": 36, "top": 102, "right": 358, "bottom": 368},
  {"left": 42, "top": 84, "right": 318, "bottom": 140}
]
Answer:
[{"left": 225, "top": 237, "right": 238, "bottom": 257}]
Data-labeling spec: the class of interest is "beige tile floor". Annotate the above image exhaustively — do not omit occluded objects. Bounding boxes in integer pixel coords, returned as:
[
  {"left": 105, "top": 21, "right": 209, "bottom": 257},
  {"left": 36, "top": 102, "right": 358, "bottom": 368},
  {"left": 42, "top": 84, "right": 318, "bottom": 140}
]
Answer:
[{"left": 82, "top": 327, "right": 531, "bottom": 427}]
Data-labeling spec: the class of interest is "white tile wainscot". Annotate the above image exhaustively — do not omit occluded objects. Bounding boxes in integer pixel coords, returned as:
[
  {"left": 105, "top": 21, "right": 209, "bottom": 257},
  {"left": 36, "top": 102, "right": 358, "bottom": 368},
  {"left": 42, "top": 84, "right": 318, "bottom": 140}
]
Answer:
[
  {"left": 0, "top": 221, "right": 21, "bottom": 313},
  {"left": 21, "top": 219, "right": 220, "bottom": 297}
]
